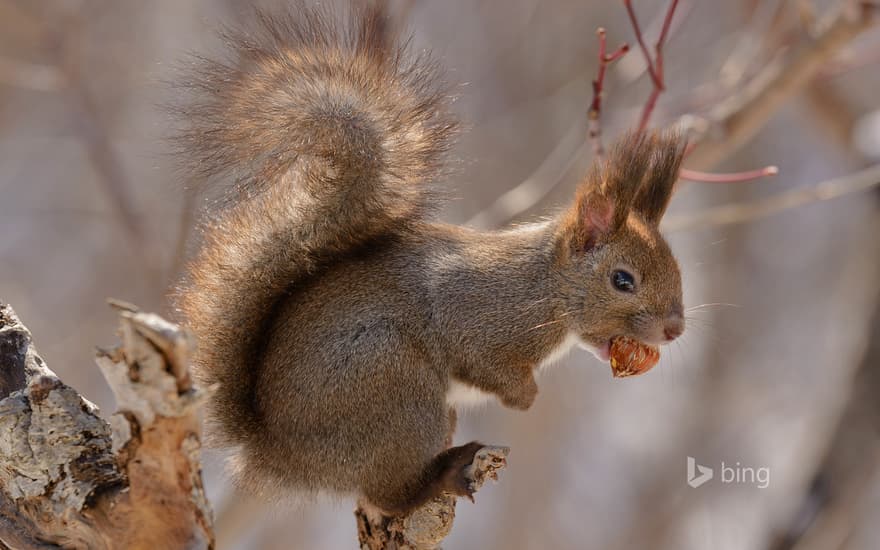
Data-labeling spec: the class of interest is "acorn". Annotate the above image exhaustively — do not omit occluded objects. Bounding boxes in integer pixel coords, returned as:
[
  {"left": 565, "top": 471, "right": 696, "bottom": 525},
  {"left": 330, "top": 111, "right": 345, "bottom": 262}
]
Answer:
[{"left": 609, "top": 336, "right": 660, "bottom": 378}]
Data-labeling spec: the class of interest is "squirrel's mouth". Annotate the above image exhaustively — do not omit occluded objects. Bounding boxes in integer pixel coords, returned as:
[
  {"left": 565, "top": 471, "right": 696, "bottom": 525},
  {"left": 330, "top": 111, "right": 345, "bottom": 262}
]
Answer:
[
  {"left": 607, "top": 336, "right": 660, "bottom": 378},
  {"left": 593, "top": 340, "right": 612, "bottom": 362}
]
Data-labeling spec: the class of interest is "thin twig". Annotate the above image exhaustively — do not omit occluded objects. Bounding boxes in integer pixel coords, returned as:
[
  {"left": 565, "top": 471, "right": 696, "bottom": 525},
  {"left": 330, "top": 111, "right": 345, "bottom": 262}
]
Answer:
[
  {"left": 664, "top": 163, "right": 880, "bottom": 232},
  {"left": 624, "top": 0, "right": 680, "bottom": 132},
  {"left": 588, "top": 28, "right": 629, "bottom": 159},
  {"left": 617, "top": 0, "right": 694, "bottom": 85},
  {"left": 656, "top": 0, "right": 680, "bottom": 51},
  {"left": 623, "top": 1, "right": 774, "bottom": 182},
  {"left": 623, "top": 0, "right": 662, "bottom": 87},
  {"left": 465, "top": 0, "right": 872, "bottom": 230},
  {"left": 680, "top": 166, "right": 778, "bottom": 183},
  {"left": 652, "top": 0, "right": 679, "bottom": 88}
]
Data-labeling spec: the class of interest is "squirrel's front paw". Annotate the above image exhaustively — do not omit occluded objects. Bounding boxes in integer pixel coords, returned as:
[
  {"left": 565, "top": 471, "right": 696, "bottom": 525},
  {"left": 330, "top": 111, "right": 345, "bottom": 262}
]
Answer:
[{"left": 499, "top": 376, "right": 538, "bottom": 410}]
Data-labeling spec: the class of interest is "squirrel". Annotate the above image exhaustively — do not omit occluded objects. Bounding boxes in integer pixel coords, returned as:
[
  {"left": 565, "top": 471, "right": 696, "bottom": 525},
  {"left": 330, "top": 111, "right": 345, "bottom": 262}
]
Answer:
[{"left": 173, "top": 2, "right": 687, "bottom": 515}]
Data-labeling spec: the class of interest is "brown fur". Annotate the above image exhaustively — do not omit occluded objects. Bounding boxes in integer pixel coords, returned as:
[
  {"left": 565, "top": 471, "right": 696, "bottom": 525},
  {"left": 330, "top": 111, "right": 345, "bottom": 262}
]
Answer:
[{"left": 173, "top": 2, "right": 686, "bottom": 514}]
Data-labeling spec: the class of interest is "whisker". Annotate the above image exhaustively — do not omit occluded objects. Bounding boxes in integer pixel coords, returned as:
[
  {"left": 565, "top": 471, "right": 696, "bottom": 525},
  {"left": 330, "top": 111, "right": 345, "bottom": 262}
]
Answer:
[
  {"left": 525, "top": 297, "right": 550, "bottom": 309},
  {"left": 686, "top": 302, "right": 741, "bottom": 312},
  {"left": 684, "top": 315, "right": 714, "bottom": 322},
  {"left": 526, "top": 319, "right": 564, "bottom": 332},
  {"left": 684, "top": 317, "right": 716, "bottom": 329},
  {"left": 522, "top": 309, "right": 581, "bottom": 333}
]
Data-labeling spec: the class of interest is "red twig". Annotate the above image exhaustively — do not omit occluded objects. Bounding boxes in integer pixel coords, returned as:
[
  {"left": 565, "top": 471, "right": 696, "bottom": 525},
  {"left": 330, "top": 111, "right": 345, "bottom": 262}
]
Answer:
[
  {"left": 656, "top": 0, "right": 679, "bottom": 53},
  {"left": 588, "top": 28, "right": 629, "bottom": 158},
  {"left": 680, "top": 166, "right": 779, "bottom": 183},
  {"left": 586, "top": 1, "right": 780, "bottom": 187},
  {"left": 639, "top": 88, "right": 663, "bottom": 134},
  {"left": 623, "top": 1, "right": 661, "bottom": 87},
  {"left": 623, "top": 0, "right": 680, "bottom": 132}
]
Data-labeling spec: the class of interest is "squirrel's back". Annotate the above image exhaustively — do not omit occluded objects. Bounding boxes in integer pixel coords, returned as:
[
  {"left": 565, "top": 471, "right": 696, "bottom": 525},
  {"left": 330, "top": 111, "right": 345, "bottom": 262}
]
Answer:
[{"left": 173, "top": 2, "right": 457, "bottom": 450}]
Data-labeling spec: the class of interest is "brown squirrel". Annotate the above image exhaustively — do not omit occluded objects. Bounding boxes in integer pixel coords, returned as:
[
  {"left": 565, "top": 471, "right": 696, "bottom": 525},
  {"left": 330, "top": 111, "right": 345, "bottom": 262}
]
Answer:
[{"left": 174, "top": 2, "right": 686, "bottom": 515}]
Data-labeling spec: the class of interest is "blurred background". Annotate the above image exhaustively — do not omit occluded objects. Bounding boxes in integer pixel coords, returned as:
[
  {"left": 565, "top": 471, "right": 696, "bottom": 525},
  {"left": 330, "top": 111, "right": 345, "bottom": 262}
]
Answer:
[{"left": 1, "top": 0, "right": 879, "bottom": 548}]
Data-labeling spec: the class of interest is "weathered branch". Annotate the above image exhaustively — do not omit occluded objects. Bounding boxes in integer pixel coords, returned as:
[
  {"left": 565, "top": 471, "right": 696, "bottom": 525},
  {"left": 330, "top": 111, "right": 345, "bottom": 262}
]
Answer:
[
  {"left": 354, "top": 446, "right": 509, "bottom": 550},
  {"left": 0, "top": 303, "right": 213, "bottom": 549}
]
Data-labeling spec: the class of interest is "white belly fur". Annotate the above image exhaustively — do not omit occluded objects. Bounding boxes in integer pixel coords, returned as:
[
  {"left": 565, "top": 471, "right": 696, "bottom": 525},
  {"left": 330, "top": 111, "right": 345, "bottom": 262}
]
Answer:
[{"left": 445, "top": 332, "right": 584, "bottom": 409}]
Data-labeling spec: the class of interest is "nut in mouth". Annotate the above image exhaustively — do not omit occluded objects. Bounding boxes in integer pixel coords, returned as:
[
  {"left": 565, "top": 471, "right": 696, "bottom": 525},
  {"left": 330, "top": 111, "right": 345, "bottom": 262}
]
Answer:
[{"left": 609, "top": 336, "right": 660, "bottom": 378}]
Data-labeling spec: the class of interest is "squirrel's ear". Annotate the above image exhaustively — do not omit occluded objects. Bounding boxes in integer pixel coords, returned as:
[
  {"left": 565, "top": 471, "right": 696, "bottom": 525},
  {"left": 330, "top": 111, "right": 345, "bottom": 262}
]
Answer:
[
  {"left": 557, "top": 133, "right": 653, "bottom": 256},
  {"left": 556, "top": 185, "right": 614, "bottom": 256},
  {"left": 632, "top": 132, "right": 687, "bottom": 225}
]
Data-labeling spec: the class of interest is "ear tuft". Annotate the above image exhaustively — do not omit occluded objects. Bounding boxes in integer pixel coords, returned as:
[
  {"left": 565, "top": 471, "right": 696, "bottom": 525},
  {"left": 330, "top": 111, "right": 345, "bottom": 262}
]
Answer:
[
  {"left": 599, "top": 132, "right": 658, "bottom": 230},
  {"left": 556, "top": 130, "right": 688, "bottom": 258},
  {"left": 633, "top": 131, "right": 687, "bottom": 224},
  {"left": 556, "top": 131, "right": 655, "bottom": 256}
]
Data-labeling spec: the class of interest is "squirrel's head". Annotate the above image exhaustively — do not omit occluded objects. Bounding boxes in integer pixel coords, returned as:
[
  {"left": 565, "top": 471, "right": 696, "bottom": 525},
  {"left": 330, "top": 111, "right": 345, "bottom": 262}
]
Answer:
[{"left": 553, "top": 131, "right": 686, "bottom": 362}]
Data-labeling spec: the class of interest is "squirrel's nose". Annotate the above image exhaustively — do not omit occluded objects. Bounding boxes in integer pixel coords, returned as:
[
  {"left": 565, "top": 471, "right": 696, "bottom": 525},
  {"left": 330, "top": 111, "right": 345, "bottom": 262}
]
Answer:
[{"left": 663, "top": 315, "right": 685, "bottom": 342}]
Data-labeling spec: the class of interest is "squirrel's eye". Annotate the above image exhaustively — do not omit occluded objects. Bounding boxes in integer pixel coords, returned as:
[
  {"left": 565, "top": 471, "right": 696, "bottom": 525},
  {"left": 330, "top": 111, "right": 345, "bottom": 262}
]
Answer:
[{"left": 611, "top": 270, "right": 636, "bottom": 293}]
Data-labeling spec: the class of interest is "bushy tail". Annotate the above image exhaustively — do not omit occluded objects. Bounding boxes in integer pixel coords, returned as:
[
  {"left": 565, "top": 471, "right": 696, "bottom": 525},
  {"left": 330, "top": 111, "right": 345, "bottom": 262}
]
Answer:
[{"left": 172, "top": 3, "right": 457, "bottom": 446}]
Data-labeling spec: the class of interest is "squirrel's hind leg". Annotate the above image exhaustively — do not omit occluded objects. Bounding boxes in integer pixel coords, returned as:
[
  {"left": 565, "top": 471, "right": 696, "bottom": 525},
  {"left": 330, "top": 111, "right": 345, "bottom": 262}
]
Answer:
[{"left": 363, "top": 441, "right": 487, "bottom": 516}]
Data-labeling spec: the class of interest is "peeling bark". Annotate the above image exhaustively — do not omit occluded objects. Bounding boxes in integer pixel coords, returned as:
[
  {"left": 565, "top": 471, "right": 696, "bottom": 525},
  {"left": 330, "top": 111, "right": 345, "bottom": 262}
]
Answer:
[{"left": 0, "top": 303, "right": 213, "bottom": 549}]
